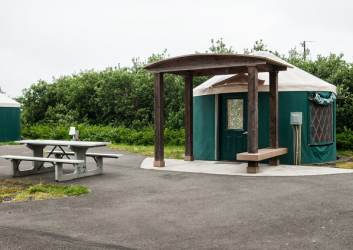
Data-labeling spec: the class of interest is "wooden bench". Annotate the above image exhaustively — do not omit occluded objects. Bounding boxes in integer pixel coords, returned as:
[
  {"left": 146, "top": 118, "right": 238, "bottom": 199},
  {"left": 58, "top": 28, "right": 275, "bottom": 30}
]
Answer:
[
  {"left": 0, "top": 155, "right": 84, "bottom": 182},
  {"left": 237, "top": 148, "right": 288, "bottom": 173},
  {"left": 237, "top": 148, "right": 288, "bottom": 162}
]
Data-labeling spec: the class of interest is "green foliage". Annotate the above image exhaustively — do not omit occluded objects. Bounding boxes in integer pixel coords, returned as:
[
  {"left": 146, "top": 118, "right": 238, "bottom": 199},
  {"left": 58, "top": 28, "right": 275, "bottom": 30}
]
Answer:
[
  {"left": 243, "top": 39, "right": 268, "bottom": 54},
  {"left": 243, "top": 39, "right": 282, "bottom": 57},
  {"left": 17, "top": 49, "right": 203, "bottom": 130},
  {"left": 22, "top": 123, "right": 185, "bottom": 146},
  {"left": 208, "top": 38, "right": 235, "bottom": 54},
  {"left": 336, "top": 85, "right": 353, "bottom": 132},
  {"left": 337, "top": 127, "right": 353, "bottom": 150},
  {"left": 0, "top": 87, "right": 5, "bottom": 94}
]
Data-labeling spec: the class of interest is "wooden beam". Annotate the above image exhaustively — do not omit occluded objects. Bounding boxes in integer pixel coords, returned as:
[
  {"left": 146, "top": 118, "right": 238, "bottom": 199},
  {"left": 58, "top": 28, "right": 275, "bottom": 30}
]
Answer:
[
  {"left": 165, "top": 65, "right": 284, "bottom": 77},
  {"left": 269, "top": 71, "right": 279, "bottom": 166},
  {"left": 257, "top": 64, "right": 287, "bottom": 72},
  {"left": 145, "top": 55, "right": 266, "bottom": 73},
  {"left": 184, "top": 76, "right": 194, "bottom": 161},
  {"left": 154, "top": 73, "right": 165, "bottom": 167},
  {"left": 166, "top": 67, "right": 248, "bottom": 77},
  {"left": 247, "top": 66, "right": 259, "bottom": 172}
]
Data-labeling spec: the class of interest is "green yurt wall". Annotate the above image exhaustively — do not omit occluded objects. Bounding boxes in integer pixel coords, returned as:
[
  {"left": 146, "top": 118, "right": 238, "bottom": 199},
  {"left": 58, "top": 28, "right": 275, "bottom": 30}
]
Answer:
[
  {"left": 0, "top": 94, "right": 21, "bottom": 142},
  {"left": 193, "top": 91, "right": 337, "bottom": 165}
]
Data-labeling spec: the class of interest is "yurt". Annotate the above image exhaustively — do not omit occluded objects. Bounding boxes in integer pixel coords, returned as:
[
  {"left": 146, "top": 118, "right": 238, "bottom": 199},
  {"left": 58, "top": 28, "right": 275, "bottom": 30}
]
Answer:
[
  {"left": 0, "top": 93, "right": 21, "bottom": 142},
  {"left": 193, "top": 51, "right": 337, "bottom": 165}
]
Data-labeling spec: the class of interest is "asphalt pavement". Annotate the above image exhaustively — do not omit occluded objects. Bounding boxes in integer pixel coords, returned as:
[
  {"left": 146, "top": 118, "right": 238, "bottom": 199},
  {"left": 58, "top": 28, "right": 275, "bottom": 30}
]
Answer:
[{"left": 1, "top": 145, "right": 353, "bottom": 250}]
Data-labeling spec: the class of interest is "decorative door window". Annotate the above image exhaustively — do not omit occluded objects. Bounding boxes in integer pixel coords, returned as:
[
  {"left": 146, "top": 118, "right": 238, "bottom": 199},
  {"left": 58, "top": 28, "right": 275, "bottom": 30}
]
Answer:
[{"left": 227, "top": 99, "right": 243, "bottom": 130}]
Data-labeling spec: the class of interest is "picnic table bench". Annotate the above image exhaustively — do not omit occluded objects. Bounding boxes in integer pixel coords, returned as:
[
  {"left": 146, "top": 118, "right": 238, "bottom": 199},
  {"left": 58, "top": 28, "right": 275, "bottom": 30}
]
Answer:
[
  {"left": 0, "top": 155, "right": 84, "bottom": 182},
  {"left": 45, "top": 151, "right": 122, "bottom": 162}
]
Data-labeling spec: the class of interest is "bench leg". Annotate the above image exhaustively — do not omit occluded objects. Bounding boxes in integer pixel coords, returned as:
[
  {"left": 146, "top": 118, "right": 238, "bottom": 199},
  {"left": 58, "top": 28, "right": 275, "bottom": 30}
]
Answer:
[
  {"left": 269, "top": 156, "right": 280, "bottom": 166},
  {"left": 55, "top": 163, "right": 79, "bottom": 182},
  {"left": 11, "top": 160, "right": 55, "bottom": 177},
  {"left": 247, "top": 161, "right": 259, "bottom": 173},
  {"left": 95, "top": 156, "right": 103, "bottom": 174},
  {"left": 74, "top": 156, "right": 103, "bottom": 178}
]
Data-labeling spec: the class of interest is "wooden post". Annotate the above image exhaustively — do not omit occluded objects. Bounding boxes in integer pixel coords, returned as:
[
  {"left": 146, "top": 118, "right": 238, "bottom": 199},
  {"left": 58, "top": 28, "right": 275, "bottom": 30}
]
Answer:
[
  {"left": 215, "top": 94, "right": 219, "bottom": 160},
  {"left": 154, "top": 73, "right": 165, "bottom": 167},
  {"left": 247, "top": 66, "right": 259, "bottom": 173},
  {"left": 184, "top": 76, "right": 194, "bottom": 161},
  {"left": 269, "top": 70, "right": 280, "bottom": 166}
]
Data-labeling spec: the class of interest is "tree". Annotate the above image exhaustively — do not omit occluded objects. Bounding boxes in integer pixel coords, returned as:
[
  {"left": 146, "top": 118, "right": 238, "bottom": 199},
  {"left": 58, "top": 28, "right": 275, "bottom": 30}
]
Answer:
[
  {"left": 208, "top": 38, "right": 234, "bottom": 54},
  {"left": 196, "top": 38, "right": 235, "bottom": 54},
  {"left": 0, "top": 87, "right": 5, "bottom": 94}
]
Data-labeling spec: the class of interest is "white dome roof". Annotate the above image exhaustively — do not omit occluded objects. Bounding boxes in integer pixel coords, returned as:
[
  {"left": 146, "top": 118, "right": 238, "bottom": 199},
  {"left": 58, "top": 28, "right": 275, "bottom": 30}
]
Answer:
[
  {"left": 0, "top": 93, "right": 21, "bottom": 107},
  {"left": 194, "top": 51, "right": 336, "bottom": 96}
]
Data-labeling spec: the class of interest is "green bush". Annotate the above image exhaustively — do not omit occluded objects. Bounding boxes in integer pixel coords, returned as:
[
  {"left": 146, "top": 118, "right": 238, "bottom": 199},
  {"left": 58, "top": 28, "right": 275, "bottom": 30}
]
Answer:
[
  {"left": 21, "top": 123, "right": 185, "bottom": 146},
  {"left": 337, "top": 127, "right": 353, "bottom": 150}
]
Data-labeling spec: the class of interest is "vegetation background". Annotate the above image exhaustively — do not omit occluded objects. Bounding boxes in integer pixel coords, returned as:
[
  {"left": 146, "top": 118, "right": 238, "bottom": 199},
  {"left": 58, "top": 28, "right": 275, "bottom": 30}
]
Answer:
[{"left": 11, "top": 39, "right": 353, "bottom": 150}]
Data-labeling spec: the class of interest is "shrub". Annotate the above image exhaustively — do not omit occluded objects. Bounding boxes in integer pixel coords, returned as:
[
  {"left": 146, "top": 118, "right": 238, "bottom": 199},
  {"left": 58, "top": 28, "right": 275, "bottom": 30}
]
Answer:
[
  {"left": 21, "top": 123, "right": 185, "bottom": 146},
  {"left": 337, "top": 127, "right": 353, "bottom": 150}
]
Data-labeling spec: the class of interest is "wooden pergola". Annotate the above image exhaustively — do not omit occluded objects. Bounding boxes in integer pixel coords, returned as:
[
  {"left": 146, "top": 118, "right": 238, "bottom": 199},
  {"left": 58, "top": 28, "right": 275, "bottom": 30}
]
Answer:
[{"left": 143, "top": 54, "right": 292, "bottom": 173}]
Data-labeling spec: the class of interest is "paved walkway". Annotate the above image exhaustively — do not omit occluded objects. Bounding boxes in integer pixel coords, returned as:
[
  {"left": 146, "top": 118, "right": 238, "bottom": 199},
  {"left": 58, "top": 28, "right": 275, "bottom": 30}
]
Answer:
[
  {"left": 1, "top": 145, "right": 353, "bottom": 250},
  {"left": 141, "top": 157, "right": 353, "bottom": 176}
]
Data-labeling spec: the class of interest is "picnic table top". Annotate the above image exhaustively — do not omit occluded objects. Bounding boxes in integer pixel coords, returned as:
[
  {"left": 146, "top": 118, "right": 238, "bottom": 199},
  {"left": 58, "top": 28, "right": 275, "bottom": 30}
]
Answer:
[{"left": 15, "top": 140, "right": 111, "bottom": 148}]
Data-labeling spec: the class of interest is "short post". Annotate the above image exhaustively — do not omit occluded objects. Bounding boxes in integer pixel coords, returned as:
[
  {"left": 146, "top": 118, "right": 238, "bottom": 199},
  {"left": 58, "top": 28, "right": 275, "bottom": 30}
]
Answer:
[{"left": 75, "top": 130, "right": 79, "bottom": 141}]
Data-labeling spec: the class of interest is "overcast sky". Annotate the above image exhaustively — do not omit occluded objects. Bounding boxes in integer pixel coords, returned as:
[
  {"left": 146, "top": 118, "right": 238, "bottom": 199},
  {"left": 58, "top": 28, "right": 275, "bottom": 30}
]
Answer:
[{"left": 1, "top": 0, "right": 352, "bottom": 98}]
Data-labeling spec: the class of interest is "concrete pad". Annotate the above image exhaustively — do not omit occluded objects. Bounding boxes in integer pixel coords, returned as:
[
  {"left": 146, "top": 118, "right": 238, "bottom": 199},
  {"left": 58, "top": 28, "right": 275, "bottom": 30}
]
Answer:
[{"left": 141, "top": 157, "right": 353, "bottom": 176}]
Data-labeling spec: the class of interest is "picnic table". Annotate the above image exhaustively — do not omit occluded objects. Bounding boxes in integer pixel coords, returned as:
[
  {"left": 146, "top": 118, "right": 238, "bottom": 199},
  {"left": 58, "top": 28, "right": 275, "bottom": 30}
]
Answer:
[{"left": 1, "top": 140, "right": 122, "bottom": 181}]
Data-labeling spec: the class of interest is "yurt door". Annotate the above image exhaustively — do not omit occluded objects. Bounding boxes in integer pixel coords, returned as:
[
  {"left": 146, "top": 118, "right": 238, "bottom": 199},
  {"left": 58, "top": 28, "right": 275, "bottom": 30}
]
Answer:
[{"left": 220, "top": 93, "right": 248, "bottom": 161}]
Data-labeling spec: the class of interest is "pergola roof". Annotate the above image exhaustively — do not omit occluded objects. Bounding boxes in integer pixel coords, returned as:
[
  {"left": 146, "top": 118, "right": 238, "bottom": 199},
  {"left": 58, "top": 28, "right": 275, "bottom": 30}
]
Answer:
[{"left": 143, "top": 53, "right": 292, "bottom": 77}]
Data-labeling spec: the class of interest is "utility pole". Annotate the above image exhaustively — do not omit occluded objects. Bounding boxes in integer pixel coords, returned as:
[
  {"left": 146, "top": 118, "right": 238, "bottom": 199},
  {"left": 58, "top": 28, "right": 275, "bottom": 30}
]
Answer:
[{"left": 300, "top": 41, "right": 315, "bottom": 61}]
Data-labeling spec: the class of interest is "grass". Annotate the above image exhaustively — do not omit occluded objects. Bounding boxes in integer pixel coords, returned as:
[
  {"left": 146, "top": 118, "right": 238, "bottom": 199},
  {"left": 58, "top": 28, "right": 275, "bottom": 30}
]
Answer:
[
  {"left": 337, "top": 150, "right": 353, "bottom": 159},
  {"left": 0, "top": 141, "right": 20, "bottom": 146},
  {"left": 108, "top": 144, "right": 185, "bottom": 159},
  {"left": 0, "top": 179, "right": 90, "bottom": 203},
  {"left": 336, "top": 150, "right": 353, "bottom": 169},
  {"left": 336, "top": 162, "right": 353, "bottom": 169},
  {"left": 314, "top": 150, "right": 353, "bottom": 169}
]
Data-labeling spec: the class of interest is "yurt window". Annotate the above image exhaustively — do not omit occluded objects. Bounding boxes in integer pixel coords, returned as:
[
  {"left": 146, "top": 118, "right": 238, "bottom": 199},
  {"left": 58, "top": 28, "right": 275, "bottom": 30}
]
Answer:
[
  {"left": 309, "top": 92, "right": 335, "bottom": 145},
  {"left": 227, "top": 99, "right": 243, "bottom": 130},
  {"left": 310, "top": 102, "right": 333, "bottom": 145}
]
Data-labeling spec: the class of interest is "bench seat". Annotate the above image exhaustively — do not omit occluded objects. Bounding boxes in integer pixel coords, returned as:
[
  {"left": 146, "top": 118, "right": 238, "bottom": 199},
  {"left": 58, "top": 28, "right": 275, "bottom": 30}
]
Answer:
[
  {"left": 236, "top": 148, "right": 288, "bottom": 162},
  {"left": 45, "top": 151, "right": 123, "bottom": 158},
  {"left": 1, "top": 155, "right": 84, "bottom": 164},
  {"left": 0, "top": 155, "right": 85, "bottom": 182}
]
